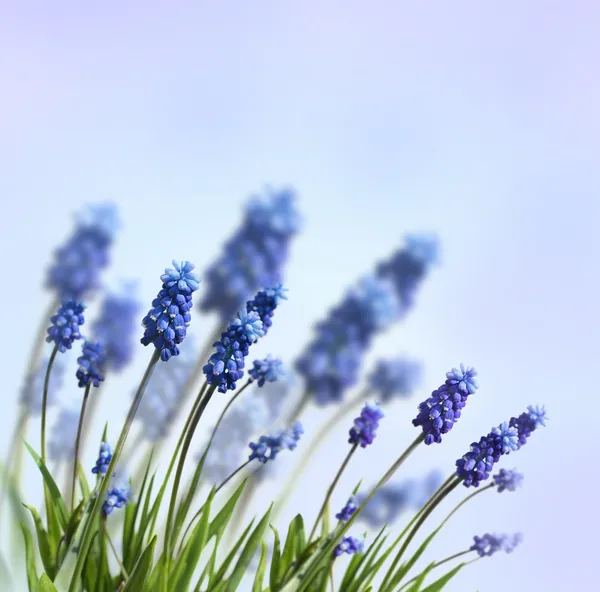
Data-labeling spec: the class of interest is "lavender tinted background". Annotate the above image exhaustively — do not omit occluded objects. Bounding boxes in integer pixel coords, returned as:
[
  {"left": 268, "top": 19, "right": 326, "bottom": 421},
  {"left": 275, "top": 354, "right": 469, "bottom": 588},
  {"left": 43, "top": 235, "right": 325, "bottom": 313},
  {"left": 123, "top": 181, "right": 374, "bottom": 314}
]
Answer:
[{"left": 1, "top": 1, "right": 598, "bottom": 590}]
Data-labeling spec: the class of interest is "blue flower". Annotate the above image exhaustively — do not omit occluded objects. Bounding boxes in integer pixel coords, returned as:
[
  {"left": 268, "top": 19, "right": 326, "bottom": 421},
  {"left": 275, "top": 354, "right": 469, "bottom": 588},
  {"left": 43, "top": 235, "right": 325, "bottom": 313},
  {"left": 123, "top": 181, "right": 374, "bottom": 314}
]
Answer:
[
  {"left": 76, "top": 341, "right": 105, "bottom": 388},
  {"left": 412, "top": 364, "right": 479, "bottom": 445},
  {"left": 248, "top": 422, "right": 304, "bottom": 463},
  {"left": 336, "top": 496, "right": 358, "bottom": 522},
  {"left": 471, "top": 533, "right": 523, "bottom": 557},
  {"left": 46, "top": 203, "right": 118, "bottom": 299},
  {"left": 92, "top": 285, "right": 140, "bottom": 372},
  {"left": 455, "top": 420, "right": 520, "bottom": 488},
  {"left": 509, "top": 405, "right": 548, "bottom": 448},
  {"left": 20, "top": 355, "right": 65, "bottom": 415},
  {"left": 48, "top": 407, "right": 80, "bottom": 461},
  {"left": 46, "top": 300, "right": 85, "bottom": 352},
  {"left": 246, "top": 286, "right": 286, "bottom": 334},
  {"left": 249, "top": 356, "right": 286, "bottom": 387},
  {"left": 231, "top": 309, "right": 265, "bottom": 343},
  {"left": 493, "top": 469, "right": 524, "bottom": 493},
  {"left": 141, "top": 260, "right": 200, "bottom": 361},
  {"left": 201, "top": 187, "right": 301, "bottom": 319},
  {"left": 102, "top": 484, "right": 131, "bottom": 516},
  {"left": 349, "top": 402, "right": 384, "bottom": 448},
  {"left": 91, "top": 442, "right": 112, "bottom": 475},
  {"left": 333, "top": 536, "right": 364, "bottom": 558},
  {"left": 368, "top": 358, "right": 423, "bottom": 403}
]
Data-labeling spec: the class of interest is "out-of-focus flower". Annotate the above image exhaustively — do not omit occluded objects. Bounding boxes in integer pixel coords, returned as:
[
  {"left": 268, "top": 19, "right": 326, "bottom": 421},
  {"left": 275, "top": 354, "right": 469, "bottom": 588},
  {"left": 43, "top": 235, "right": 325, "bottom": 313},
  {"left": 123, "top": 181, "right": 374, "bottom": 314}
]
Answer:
[
  {"left": 470, "top": 533, "right": 523, "bottom": 557},
  {"left": 76, "top": 341, "right": 105, "bottom": 388},
  {"left": 46, "top": 203, "right": 119, "bottom": 299},
  {"left": 46, "top": 300, "right": 85, "bottom": 352},
  {"left": 413, "top": 364, "right": 479, "bottom": 445},
  {"left": 201, "top": 188, "right": 301, "bottom": 319},
  {"left": 91, "top": 442, "right": 112, "bottom": 475},
  {"left": 333, "top": 536, "right": 364, "bottom": 558},
  {"left": 141, "top": 261, "right": 200, "bottom": 361},
  {"left": 248, "top": 421, "right": 303, "bottom": 463},
  {"left": 48, "top": 407, "right": 80, "bottom": 461},
  {"left": 349, "top": 402, "right": 384, "bottom": 448},
  {"left": 20, "top": 355, "right": 66, "bottom": 415},
  {"left": 336, "top": 496, "right": 359, "bottom": 522},
  {"left": 249, "top": 356, "right": 286, "bottom": 387},
  {"left": 92, "top": 285, "right": 140, "bottom": 372},
  {"left": 102, "top": 483, "right": 131, "bottom": 516},
  {"left": 368, "top": 358, "right": 423, "bottom": 403},
  {"left": 493, "top": 469, "right": 524, "bottom": 493}
]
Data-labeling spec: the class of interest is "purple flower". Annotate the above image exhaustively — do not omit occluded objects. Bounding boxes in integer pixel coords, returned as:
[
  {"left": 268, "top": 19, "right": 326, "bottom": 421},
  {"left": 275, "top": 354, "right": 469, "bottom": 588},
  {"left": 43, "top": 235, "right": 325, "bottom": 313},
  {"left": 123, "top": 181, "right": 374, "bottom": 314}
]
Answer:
[
  {"left": 471, "top": 533, "right": 523, "bottom": 557},
  {"left": 91, "top": 442, "right": 112, "bottom": 475},
  {"left": 493, "top": 469, "right": 524, "bottom": 493},
  {"left": 248, "top": 421, "right": 303, "bottom": 463},
  {"left": 46, "top": 300, "right": 86, "bottom": 352},
  {"left": 249, "top": 356, "right": 286, "bottom": 387},
  {"left": 76, "top": 341, "right": 105, "bottom": 388},
  {"left": 333, "top": 536, "right": 364, "bottom": 558},
  {"left": 335, "top": 496, "right": 358, "bottom": 522},
  {"left": 368, "top": 357, "right": 423, "bottom": 402},
  {"left": 349, "top": 402, "right": 384, "bottom": 448},
  {"left": 102, "top": 484, "right": 131, "bottom": 516},
  {"left": 510, "top": 405, "right": 548, "bottom": 448}
]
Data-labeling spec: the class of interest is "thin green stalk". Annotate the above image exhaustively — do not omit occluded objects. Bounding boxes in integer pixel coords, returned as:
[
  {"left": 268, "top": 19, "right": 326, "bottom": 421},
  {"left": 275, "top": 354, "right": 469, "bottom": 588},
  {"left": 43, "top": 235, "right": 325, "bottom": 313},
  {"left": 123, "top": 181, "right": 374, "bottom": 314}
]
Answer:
[
  {"left": 308, "top": 443, "right": 358, "bottom": 542},
  {"left": 103, "top": 519, "right": 128, "bottom": 580},
  {"left": 71, "top": 385, "right": 92, "bottom": 512},
  {"left": 162, "top": 383, "right": 217, "bottom": 591},
  {"left": 67, "top": 349, "right": 160, "bottom": 592},
  {"left": 41, "top": 346, "right": 59, "bottom": 464},
  {"left": 398, "top": 551, "right": 475, "bottom": 591}
]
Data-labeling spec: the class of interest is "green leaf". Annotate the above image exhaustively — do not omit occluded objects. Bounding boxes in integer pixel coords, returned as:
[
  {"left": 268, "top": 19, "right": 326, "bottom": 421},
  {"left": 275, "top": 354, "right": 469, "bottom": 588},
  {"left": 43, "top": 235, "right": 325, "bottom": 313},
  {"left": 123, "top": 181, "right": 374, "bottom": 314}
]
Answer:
[
  {"left": 121, "top": 535, "right": 157, "bottom": 591},
  {"left": 24, "top": 442, "right": 69, "bottom": 531},
  {"left": 20, "top": 521, "right": 38, "bottom": 592},
  {"left": 208, "top": 520, "right": 255, "bottom": 590},
  {"left": 251, "top": 540, "right": 268, "bottom": 592},
  {"left": 38, "top": 573, "right": 59, "bottom": 591},
  {"left": 77, "top": 461, "right": 90, "bottom": 499},
  {"left": 23, "top": 504, "right": 55, "bottom": 579},
  {"left": 419, "top": 563, "right": 466, "bottom": 592},
  {"left": 226, "top": 505, "right": 272, "bottom": 592},
  {"left": 405, "top": 561, "right": 436, "bottom": 592},
  {"left": 208, "top": 479, "right": 247, "bottom": 540},
  {"left": 344, "top": 529, "right": 389, "bottom": 592},
  {"left": 269, "top": 525, "right": 281, "bottom": 591},
  {"left": 129, "top": 473, "right": 157, "bottom": 569}
]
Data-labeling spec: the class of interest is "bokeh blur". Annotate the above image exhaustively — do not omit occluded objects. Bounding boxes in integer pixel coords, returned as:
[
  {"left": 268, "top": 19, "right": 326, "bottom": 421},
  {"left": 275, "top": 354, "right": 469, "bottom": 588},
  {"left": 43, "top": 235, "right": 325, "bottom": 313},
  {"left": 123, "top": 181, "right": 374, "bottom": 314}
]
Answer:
[{"left": 1, "top": 1, "right": 599, "bottom": 590}]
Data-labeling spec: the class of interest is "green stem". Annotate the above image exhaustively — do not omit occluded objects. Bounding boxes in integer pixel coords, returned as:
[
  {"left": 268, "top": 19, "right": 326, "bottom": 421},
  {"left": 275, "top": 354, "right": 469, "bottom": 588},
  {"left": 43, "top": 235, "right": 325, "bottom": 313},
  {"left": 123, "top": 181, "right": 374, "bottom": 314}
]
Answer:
[
  {"left": 308, "top": 443, "right": 358, "bottom": 542},
  {"left": 103, "top": 519, "right": 128, "bottom": 580},
  {"left": 398, "top": 550, "right": 474, "bottom": 591},
  {"left": 41, "top": 346, "right": 59, "bottom": 465},
  {"left": 67, "top": 348, "right": 160, "bottom": 592},
  {"left": 71, "top": 385, "right": 91, "bottom": 512}
]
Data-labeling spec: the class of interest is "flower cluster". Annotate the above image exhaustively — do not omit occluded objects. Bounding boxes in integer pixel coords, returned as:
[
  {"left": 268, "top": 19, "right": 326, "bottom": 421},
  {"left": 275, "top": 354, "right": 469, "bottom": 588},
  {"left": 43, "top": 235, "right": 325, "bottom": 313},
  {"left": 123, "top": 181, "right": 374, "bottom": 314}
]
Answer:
[
  {"left": 76, "top": 341, "right": 105, "bottom": 388},
  {"left": 46, "top": 300, "right": 85, "bottom": 352},
  {"left": 349, "top": 402, "right": 384, "bottom": 448},
  {"left": 509, "top": 405, "right": 548, "bottom": 448},
  {"left": 413, "top": 364, "right": 479, "bottom": 445},
  {"left": 20, "top": 355, "right": 66, "bottom": 415},
  {"left": 249, "top": 355, "right": 286, "bottom": 387},
  {"left": 493, "top": 469, "right": 524, "bottom": 493},
  {"left": 333, "top": 536, "right": 364, "bottom": 558},
  {"left": 92, "top": 286, "right": 140, "bottom": 372},
  {"left": 368, "top": 357, "right": 423, "bottom": 403},
  {"left": 201, "top": 188, "right": 301, "bottom": 319},
  {"left": 102, "top": 484, "right": 131, "bottom": 516},
  {"left": 92, "top": 442, "right": 112, "bottom": 475},
  {"left": 46, "top": 203, "right": 119, "bottom": 299},
  {"left": 247, "top": 285, "right": 288, "bottom": 334},
  {"left": 471, "top": 533, "right": 523, "bottom": 557},
  {"left": 248, "top": 421, "right": 303, "bottom": 463},
  {"left": 141, "top": 261, "right": 200, "bottom": 361},
  {"left": 336, "top": 496, "right": 358, "bottom": 522}
]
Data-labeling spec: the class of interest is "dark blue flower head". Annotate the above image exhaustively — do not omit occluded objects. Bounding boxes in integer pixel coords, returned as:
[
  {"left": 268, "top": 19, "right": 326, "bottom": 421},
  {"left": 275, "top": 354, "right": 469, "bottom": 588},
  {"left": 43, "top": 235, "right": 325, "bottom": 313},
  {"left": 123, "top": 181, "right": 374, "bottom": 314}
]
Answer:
[
  {"left": 456, "top": 421, "right": 520, "bottom": 488},
  {"left": 368, "top": 358, "right": 423, "bottom": 403},
  {"left": 92, "top": 284, "right": 140, "bottom": 372},
  {"left": 201, "top": 187, "right": 301, "bottom": 319},
  {"left": 141, "top": 260, "right": 200, "bottom": 361},
  {"left": 249, "top": 356, "right": 286, "bottom": 387},
  {"left": 232, "top": 309, "right": 265, "bottom": 343},
  {"left": 413, "top": 364, "right": 479, "bottom": 445},
  {"left": 493, "top": 468, "right": 524, "bottom": 493},
  {"left": 336, "top": 496, "right": 358, "bottom": 522},
  {"left": 46, "top": 300, "right": 86, "bottom": 352},
  {"left": 20, "top": 355, "right": 66, "bottom": 415},
  {"left": 76, "top": 341, "right": 105, "bottom": 388},
  {"left": 349, "top": 402, "right": 384, "bottom": 448},
  {"left": 46, "top": 203, "right": 119, "bottom": 299},
  {"left": 333, "top": 535, "right": 364, "bottom": 558},
  {"left": 102, "top": 484, "right": 131, "bottom": 516},
  {"left": 246, "top": 285, "right": 286, "bottom": 334},
  {"left": 248, "top": 421, "right": 303, "bottom": 463},
  {"left": 471, "top": 532, "right": 523, "bottom": 557},
  {"left": 510, "top": 405, "right": 548, "bottom": 448},
  {"left": 91, "top": 442, "right": 112, "bottom": 475}
]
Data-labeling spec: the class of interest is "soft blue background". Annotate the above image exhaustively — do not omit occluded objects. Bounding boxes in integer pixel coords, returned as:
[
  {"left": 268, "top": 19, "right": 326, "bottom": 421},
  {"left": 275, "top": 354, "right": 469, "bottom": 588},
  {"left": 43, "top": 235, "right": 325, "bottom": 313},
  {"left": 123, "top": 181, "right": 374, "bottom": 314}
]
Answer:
[{"left": 1, "top": 1, "right": 598, "bottom": 590}]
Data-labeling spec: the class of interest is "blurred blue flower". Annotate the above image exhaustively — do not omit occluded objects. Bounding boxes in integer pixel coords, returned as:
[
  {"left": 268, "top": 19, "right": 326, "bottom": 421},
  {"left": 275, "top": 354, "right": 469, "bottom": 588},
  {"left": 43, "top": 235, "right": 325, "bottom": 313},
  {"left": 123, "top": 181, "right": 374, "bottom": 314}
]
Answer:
[
  {"left": 493, "top": 469, "right": 524, "bottom": 493},
  {"left": 349, "top": 402, "right": 384, "bottom": 448},
  {"left": 20, "top": 355, "right": 66, "bottom": 415},
  {"left": 46, "top": 203, "right": 119, "bottom": 299},
  {"left": 91, "top": 442, "right": 112, "bottom": 475},
  {"left": 141, "top": 260, "right": 200, "bottom": 361},
  {"left": 76, "top": 341, "right": 105, "bottom": 388},
  {"left": 46, "top": 300, "right": 85, "bottom": 352},
  {"left": 336, "top": 496, "right": 358, "bottom": 522},
  {"left": 201, "top": 187, "right": 301, "bottom": 319},
  {"left": 48, "top": 407, "right": 80, "bottom": 461},
  {"left": 368, "top": 357, "right": 423, "bottom": 403},
  {"left": 471, "top": 533, "right": 523, "bottom": 557},
  {"left": 102, "top": 483, "right": 131, "bottom": 516},
  {"left": 248, "top": 421, "right": 304, "bottom": 463},
  {"left": 249, "top": 356, "right": 286, "bottom": 387},
  {"left": 333, "top": 536, "right": 364, "bottom": 558}
]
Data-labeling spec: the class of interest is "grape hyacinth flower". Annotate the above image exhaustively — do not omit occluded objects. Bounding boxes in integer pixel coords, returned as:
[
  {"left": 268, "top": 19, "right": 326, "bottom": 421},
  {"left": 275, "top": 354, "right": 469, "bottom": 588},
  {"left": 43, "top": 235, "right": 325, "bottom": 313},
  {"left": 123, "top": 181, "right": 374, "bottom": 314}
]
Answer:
[
  {"left": 102, "top": 484, "right": 131, "bottom": 516},
  {"left": 46, "top": 300, "right": 86, "bottom": 352},
  {"left": 510, "top": 405, "right": 548, "bottom": 448},
  {"left": 248, "top": 421, "right": 304, "bottom": 463},
  {"left": 46, "top": 203, "right": 119, "bottom": 300},
  {"left": 333, "top": 536, "right": 364, "bottom": 558},
  {"left": 141, "top": 261, "right": 200, "bottom": 362},
  {"left": 247, "top": 285, "right": 288, "bottom": 334},
  {"left": 471, "top": 533, "right": 523, "bottom": 557},
  {"left": 91, "top": 442, "right": 113, "bottom": 475},
  {"left": 493, "top": 469, "right": 524, "bottom": 493},
  {"left": 368, "top": 357, "right": 423, "bottom": 403},
  {"left": 48, "top": 408, "right": 81, "bottom": 461},
  {"left": 92, "top": 285, "right": 140, "bottom": 372},
  {"left": 413, "top": 364, "right": 479, "bottom": 445},
  {"left": 349, "top": 402, "right": 384, "bottom": 448},
  {"left": 249, "top": 355, "right": 286, "bottom": 387},
  {"left": 20, "top": 355, "right": 66, "bottom": 415},
  {"left": 76, "top": 341, "right": 106, "bottom": 388},
  {"left": 456, "top": 421, "right": 520, "bottom": 488},
  {"left": 201, "top": 187, "right": 301, "bottom": 319},
  {"left": 336, "top": 496, "right": 358, "bottom": 522}
]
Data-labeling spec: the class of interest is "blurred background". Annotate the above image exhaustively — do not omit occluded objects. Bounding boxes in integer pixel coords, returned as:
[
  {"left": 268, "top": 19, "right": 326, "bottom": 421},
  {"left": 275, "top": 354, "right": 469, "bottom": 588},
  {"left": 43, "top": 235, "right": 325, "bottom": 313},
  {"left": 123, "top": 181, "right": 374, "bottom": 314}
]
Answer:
[{"left": 1, "top": 1, "right": 598, "bottom": 590}]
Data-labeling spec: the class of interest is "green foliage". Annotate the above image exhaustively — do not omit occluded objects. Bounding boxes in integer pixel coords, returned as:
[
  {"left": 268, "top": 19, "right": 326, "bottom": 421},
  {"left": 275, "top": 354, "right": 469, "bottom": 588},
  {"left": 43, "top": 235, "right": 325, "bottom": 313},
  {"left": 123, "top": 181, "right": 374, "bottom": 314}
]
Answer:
[{"left": 121, "top": 535, "right": 157, "bottom": 591}]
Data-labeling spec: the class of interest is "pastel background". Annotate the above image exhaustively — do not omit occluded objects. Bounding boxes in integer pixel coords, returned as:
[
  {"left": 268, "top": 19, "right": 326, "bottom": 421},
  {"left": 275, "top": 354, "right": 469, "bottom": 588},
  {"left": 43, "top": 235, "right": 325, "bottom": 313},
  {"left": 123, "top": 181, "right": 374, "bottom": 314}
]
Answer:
[{"left": 1, "top": 1, "right": 598, "bottom": 590}]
